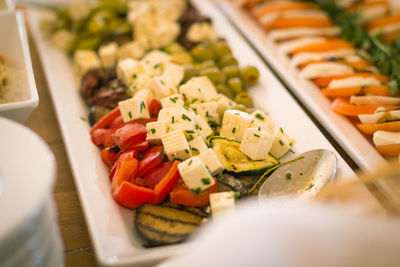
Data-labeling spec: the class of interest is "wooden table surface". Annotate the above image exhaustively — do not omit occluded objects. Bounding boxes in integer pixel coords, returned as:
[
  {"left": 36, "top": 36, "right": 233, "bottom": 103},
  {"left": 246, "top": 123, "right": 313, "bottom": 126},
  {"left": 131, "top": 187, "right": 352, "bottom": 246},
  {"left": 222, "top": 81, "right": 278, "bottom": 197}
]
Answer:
[{"left": 22, "top": 14, "right": 388, "bottom": 267}]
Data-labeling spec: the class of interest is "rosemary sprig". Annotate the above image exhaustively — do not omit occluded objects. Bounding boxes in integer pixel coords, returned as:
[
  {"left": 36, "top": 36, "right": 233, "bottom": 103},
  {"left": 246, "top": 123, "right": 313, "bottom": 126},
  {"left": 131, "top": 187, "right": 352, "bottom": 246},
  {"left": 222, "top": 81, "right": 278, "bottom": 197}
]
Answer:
[{"left": 310, "top": 0, "right": 400, "bottom": 96}]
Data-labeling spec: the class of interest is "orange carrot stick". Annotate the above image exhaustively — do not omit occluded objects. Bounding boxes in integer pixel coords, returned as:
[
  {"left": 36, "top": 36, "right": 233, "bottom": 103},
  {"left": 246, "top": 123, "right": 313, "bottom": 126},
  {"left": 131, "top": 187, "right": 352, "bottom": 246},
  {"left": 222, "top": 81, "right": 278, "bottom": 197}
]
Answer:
[
  {"left": 313, "top": 73, "right": 390, "bottom": 88},
  {"left": 291, "top": 40, "right": 353, "bottom": 55},
  {"left": 264, "top": 17, "right": 333, "bottom": 31},
  {"left": 322, "top": 86, "right": 362, "bottom": 97},
  {"left": 357, "top": 121, "right": 400, "bottom": 135},
  {"left": 375, "top": 144, "right": 400, "bottom": 156}
]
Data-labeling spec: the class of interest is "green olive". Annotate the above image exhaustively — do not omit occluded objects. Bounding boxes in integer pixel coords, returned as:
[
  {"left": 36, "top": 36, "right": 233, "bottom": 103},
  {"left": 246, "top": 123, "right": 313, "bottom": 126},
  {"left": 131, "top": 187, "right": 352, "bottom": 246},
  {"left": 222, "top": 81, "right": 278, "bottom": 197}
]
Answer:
[
  {"left": 211, "top": 41, "right": 232, "bottom": 60},
  {"left": 198, "top": 60, "right": 217, "bottom": 70},
  {"left": 191, "top": 45, "right": 214, "bottom": 62},
  {"left": 216, "top": 84, "right": 235, "bottom": 99},
  {"left": 171, "top": 52, "right": 193, "bottom": 65},
  {"left": 218, "top": 54, "right": 238, "bottom": 67},
  {"left": 183, "top": 65, "right": 197, "bottom": 83},
  {"left": 227, "top": 77, "right": 244, "bottom": 94},
  {"left": 75, "top": 36, "right": 102, "bottom": 50},
  {"left": 164, "top": 43, "right": 185, "bottom": 53},
  {"left": 235, "top": 92, "right": 254, "bottom": 108},
  {"left": 233, "top": 104, "right": 249, "bottom": 113},
  {"left": 240, "top": 65, "right": 260, "bottom": 85},
  {"left": 199, "top": 67, "right": 226, "bottom": 84},
  {"left": 222, "top": 65, "right": 240, "bottom": 79}
]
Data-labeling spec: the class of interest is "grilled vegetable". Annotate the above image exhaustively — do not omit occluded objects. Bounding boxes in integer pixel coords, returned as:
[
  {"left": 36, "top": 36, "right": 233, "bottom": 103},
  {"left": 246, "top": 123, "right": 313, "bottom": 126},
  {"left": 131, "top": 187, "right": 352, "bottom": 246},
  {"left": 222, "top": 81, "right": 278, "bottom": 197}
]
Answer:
[
  {"left": 209, "top": 137, "right": 279, "bottom": 175},
  {"left": 217, "top": 174, "right": 246, "bottom": 196},
  {"left": 135, "top": 202, "right": 206, "bottom": 247}
]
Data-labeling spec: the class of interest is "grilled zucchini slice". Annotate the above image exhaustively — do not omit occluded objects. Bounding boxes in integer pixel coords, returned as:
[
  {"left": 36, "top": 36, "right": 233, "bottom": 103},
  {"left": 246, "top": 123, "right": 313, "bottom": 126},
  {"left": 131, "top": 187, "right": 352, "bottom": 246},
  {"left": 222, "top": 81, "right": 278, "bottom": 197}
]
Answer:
[{"left": 208, "top": 136, "right": 279, "bottom": 175}]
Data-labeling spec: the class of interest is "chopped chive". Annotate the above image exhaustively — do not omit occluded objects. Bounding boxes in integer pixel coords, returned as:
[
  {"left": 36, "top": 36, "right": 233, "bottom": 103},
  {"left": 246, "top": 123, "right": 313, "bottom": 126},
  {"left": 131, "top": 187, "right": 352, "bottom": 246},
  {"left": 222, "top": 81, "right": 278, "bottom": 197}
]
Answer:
[
  {"left": 185, "top": 149, "right": 190, "bottom": 154},
  {"left": 280, "top": 128, "right": 284, "bottom": 133},
  {"left": 289, "top": 149, "right": 295, "bottom": 154},
  {"left": 151, "top": 128, "right": 156, "bottom": 134},
  {"left": 186, "top": 130, "right": 195, "bottom": 134},
  {"left": 182, "top": 114, "right": 192, "bottom": 121},
  {"left": 190, "top": 188, "right": 201, "bottom": 195},
  {"left": 191, "top": 147, "right": 198, "bottom": 152},
  {"left": 255, "top": 113, "right": 264, "bottom": 121},
  {"left": 160, "top": 80, "right": 165, "bottom": 85},
  {"left": 289, "top": 142, "right": 293, "bottom": 146},
  {"left": 254, "top": 134, "right": 260, "bottom": 137},
  {"left": 132, "top": 74, "right": 137, "bottom": 79},
  {"left": 153, "top": 63, "right": 160, "bottom": 68},
  {"left": 128, "top": 112, "right": 132, "bottom": 119},
  {"left": 140, "top": 101, "right": 146, "bottom": 112},
  {"left": 169, "top": 97, "right": 177, "bottom": 103},
  {"left": 279, "top": 140, "right": 284, "bottom": 146},
  {"left": 258, "top": 126, "right": 261, "bottom": 131},
  {"left": 201, "top": 178, "right": 211, "bottom": 185},
  {"left": 285, "top": 172, "right": 292, "bottom": 180},
  {"left": 205, "top": 111, "right": 212, "bottom": 118},
  {"left": 197, "top": 88, "right": 201, "bottom": 92},
  {"left": 183, "top": 105, "right": 190, "bottom": 111},
  {"left": 233, "top": 192, "right": 241, "bottom": 199},
  {"left": 172, "top": 116, "right": 175, "bottom": 123},
  {"left": 188, "top": 159, "right": 192, "bottom": 166},
  {"left": 232, "top": 127, "right": 236, "bottom": 133},
  {"left": 80, "top": 116, "right": 87, "bottom": 121},
  {"left": 195, "top": 124, "right": 200, "bottom": 130},
  {"left": 191, "top": 98, "right": 198, "bottom": 103}
]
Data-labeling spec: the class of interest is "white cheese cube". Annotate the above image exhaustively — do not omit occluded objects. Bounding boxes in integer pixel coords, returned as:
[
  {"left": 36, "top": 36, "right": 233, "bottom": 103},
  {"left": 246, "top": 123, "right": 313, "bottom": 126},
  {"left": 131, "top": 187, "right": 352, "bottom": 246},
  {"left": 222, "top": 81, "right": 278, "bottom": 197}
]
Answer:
[
  {"left": 239, "top": 128, "right": 274, "bottom": 160},
  {"left": 195, "top": 115, "right": 213, "bottom": 138},
  {"left": 142, "top": 50, "right": 171, "bottom": 76},
  {"left": 146, "top": 121, "right": 167, "bottom": 144},
  {"left": 162, "top": 62, "right": 185, "bottom": 86},
  {"left": 220, "top": 110, "right": 254, "bottom": 142},
  {"left": 99, "top": 42, "right": 118, "bottom": 68},
  {"left": 187, "top": 22, "right": 218, "bottom": 43},
  {"left": 214, "top": 94, "right": 236, "bottom": 117},
  {"left": 117, "top": 58, "right": 144, "bottom": 86},
  {"left": 162, "top": 130, "right": 192, "bottom": 161},
  {"left": 178, "top": 156, "right": 215, "bottom": 192},
  {"left": 191, "top": 101, "right": 220, "bottom": 125},
  {"left": 209, "top": 192, "right": 235, "bottom": 217},
  {"left": 117, "top": 41, "right": 145, "bottom": 60},
  {"left": 165, "top": 108, "right": 197, "bottom": 139},
  {"left": 160, "top": 93, "right": 185, "bottom": 108},
  {"left": 134, "top": 88, "right": 155, "bottom": 101},
  {"left": 179, "top": 76, "right": 218, "bottom": 103},
  {"left": 118, "top": 96, "right": 150, "bottom": 123},
  {"left": 149, "top": 76, "right": 178, "bottom": 100},
  {"left": 129, "top": 74, "right": 152, "bottom": 94},
  {"left": 198, "top": 148, "right": 224, "bottom": 175},
  {"left": 250, "top": 110, "right": 274, "bottom": 132},
  {"left": 270, "top": 129, "right": 295, "bottom": 159},
  {"left": 188, "top": 136, "right": 208, "bottom": 155},
  {"left": 73, "top": 50, "right": 100, "bottom": 76}
]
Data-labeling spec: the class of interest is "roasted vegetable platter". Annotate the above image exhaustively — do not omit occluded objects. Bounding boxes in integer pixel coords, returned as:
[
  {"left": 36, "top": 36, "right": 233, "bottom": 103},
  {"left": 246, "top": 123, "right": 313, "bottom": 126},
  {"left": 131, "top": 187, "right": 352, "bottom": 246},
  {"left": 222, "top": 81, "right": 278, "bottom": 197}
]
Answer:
[
  {"left": 219, "top": 0, "right": 400, "bottom": 170},
  {"left": 28, "top": 0, "right": 354, "bottom": 266}
]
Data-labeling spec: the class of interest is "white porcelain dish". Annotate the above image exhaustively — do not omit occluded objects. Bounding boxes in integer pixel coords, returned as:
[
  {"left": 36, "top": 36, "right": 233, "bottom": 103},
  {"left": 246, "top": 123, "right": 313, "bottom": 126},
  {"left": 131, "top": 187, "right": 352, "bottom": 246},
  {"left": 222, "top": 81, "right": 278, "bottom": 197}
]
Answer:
[
  {"left": 217, "top": 1, "right": 389, "bottom": 172},
  {"left": 28, "top": 0, "right": 372, "bottom": 266},
  {"left": 0, "top": 11, "right": 38, "bottom": 123}
]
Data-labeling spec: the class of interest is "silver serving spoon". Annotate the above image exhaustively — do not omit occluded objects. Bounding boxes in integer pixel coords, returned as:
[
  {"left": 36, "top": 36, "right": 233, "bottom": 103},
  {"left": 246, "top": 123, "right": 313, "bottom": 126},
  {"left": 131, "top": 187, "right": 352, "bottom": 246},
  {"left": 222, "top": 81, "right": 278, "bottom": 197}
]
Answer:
[{"left": 258, "top": 149, "right": 337, "bottom": 204}]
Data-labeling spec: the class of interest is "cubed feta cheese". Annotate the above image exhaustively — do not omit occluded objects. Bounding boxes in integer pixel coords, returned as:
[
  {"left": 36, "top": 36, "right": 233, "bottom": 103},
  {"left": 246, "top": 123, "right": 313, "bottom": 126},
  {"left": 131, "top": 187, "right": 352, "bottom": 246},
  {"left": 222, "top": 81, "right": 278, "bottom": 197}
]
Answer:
[
  {"left": 129, "top": 74, "right": 152, "bottom": 95},
  {"left": 146, "top": 121, "right": 167, "bottom": 144},
  {"left": 133, "top": 88, "right": 155, "bottom": 101},
  {"left": 73, "top": 50, "right": 100, "bottom": 76},
  {"left": 162, "top": 129, "right": 192, "bottom": 160},
  {"left": 187, "top": 22, "right": 218, "bottom": 43},
  {"left": 250, "top": 110, "right": 274, "bottom": 132},
  {"left": 191, "top": 101, "right": 220, "bottom": 126},
  {"left": 214, "top": 94, "right": 236, "bottom": 117},
  {"left": 164, "top": 108, "right": 197, "bottom": 139},
  {"left": 160, "top": 93, "right": 185, "bottom": 108},
  {"left": 239, "top": 128, "right": 274, "bottom": 160},
  {"left": 198, "top": 148, "right": 224, "bottom": 175},
  {"left": 209, "top": 192, "right": 235, "bottom": 217},
  {"left": 270, "top": 129, "right": 295, "bottom": 159},
  {"left": 149, "top": 76, "right": 178, "bottom": 100},
  {"left": 220, "top": 110, "right": 253, "bottom": 142},
  {"left": 179, "top": 76, "right": 218, "bottom": 103},
  {"left": 195, "top": 115, "right": 213, "bottom": 138},
  {"left": 117, "top": 58, "right": 144, "bottom": 86},
  {"left": 99, "top": 42, "right": 118, "bottom": 68},
  {"left": 117, "top": 41, "right": 145, "bottom": 60},
  {"left": 162, "top": 62, "right": 185, "bottom": 86},
  {"left": 188, "top": 136, "right": 208, "bottom": 155},
  {"left": 178, "top": 156, "right": 215, "bottom": 192},
  {"left": 118, "top": 96, "right": 150, "bottom": 123},
  {"left": 142, "top": 50, "right": 171, "bottom": 76}
]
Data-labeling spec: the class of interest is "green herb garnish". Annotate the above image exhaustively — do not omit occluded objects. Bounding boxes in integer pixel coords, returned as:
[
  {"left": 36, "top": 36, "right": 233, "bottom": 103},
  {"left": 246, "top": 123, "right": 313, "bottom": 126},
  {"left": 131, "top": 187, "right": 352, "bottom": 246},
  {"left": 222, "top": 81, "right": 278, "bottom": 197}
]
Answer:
[
  {"left": 201, "top": 178, "right": 211, "bottom": 185},
  {"left": 182, "top": 114, "right": 192, "bottom": 121},
  {"left": 255, "top": 113, "right": 264, "bottom": 120}
]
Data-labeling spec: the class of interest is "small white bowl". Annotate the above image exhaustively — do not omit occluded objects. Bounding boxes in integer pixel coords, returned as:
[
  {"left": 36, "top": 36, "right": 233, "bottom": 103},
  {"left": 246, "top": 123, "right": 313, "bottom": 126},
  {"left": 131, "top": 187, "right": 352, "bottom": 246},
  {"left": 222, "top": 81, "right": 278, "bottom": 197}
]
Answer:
[{"left": 0, "top": 10, "right": 38, "bottom": 123}]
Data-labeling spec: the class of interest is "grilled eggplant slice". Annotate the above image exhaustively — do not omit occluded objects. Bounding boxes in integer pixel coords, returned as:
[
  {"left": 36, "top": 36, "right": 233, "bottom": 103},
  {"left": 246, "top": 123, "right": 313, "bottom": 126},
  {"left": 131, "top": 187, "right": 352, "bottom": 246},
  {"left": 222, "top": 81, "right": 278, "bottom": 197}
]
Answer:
[
  {"left": 135, "top": 203, "right": 206, "bottom": 247},
  {"left": 217, "top": 174, "right": 246, "bottom": 196}
]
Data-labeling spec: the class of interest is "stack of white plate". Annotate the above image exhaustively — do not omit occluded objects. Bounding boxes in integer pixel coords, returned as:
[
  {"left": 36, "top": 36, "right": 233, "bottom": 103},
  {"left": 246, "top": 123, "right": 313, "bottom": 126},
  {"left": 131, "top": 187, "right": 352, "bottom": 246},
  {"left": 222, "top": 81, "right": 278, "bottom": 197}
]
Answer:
[{"left": 0, "top": 117, "right": 64, "bottom": 267}]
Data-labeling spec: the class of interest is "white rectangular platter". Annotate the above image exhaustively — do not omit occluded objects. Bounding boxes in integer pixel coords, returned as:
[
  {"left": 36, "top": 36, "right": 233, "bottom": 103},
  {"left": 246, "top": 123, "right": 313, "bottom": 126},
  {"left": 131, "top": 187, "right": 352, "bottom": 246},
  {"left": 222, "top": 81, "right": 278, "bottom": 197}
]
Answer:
[
  {"left": 218, "top": 0, "right": 389, "bottom": 172},
  {"left": 28, "top": 0, "right": 361, "bottom": 266}
]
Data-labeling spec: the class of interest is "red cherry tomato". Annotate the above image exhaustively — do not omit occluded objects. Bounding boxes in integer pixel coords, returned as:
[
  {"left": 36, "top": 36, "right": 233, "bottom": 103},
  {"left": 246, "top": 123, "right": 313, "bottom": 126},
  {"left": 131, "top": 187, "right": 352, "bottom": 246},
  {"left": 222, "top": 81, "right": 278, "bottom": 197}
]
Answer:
[
  {"left": 111, "top": 123, "right": 147, "bottom": 149},
  {"left": 136, "top": 146, "right": 165, "bottom": 178},
  {"left": 147, "top": 99, "right": 161, "bottom": 117},
  {"left": 144, "top": 161, "right": 174, "bottom": 189}
]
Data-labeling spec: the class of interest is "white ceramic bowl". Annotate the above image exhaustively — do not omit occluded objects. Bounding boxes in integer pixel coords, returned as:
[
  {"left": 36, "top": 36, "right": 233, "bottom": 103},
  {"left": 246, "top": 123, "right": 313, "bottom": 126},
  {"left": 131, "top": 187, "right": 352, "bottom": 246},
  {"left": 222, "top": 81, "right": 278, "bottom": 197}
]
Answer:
[{"left": 0, "top": 10, "right": 38, "bottom": 123}]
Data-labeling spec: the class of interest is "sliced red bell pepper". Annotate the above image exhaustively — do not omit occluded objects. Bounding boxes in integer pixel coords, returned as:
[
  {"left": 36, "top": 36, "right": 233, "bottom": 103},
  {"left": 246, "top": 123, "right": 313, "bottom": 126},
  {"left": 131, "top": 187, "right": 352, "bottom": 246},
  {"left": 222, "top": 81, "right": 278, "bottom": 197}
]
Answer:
[
  {"left": 101, "top": 148, "right": 118, "bottom": 169},
  {"left": 90, "top": 106, "right": 121, "bottom": 134},
  {"left": 145, "top": 161, "right": 174, "bottom": 189},
  {"left": 101, "top": 130, "right": 115, "bottom": 148},
  {"left": 331, "top": 97, "right": 399, "bottom": 116},
  {"left": 109, "top": 149, "right": 139, "bottom": 180},
  {"left": 110, "top": 114, "right": 124, "bottom": 129},
  {"left": 147, "top": 99, "right": 161, "bottom": 117},
  {"left": 91, "top": 128, "right": 109, "bottom": 146},
  {"left": 111, "top": 123, "right": 147, "bottom": 149},
  {"left": 124, "top": 140, "right": 150, "bottom": 151},
  {"left": 136, "top": 146, "right": 165, "bottom": 177},
  {"left": 170, "top": 178, "right": 218, "bottom": 207},
  {"left": 153, "top": 161, "right": 181, "bottom": 204}
]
